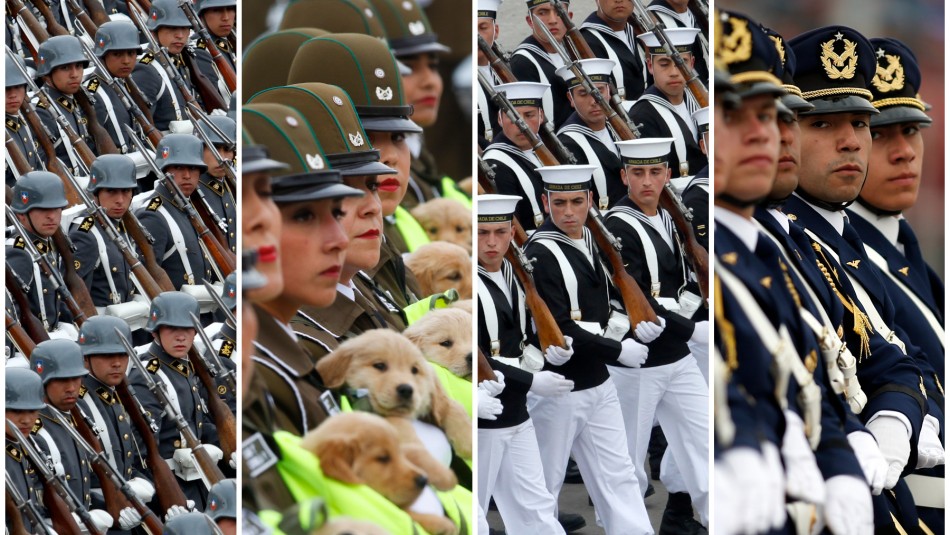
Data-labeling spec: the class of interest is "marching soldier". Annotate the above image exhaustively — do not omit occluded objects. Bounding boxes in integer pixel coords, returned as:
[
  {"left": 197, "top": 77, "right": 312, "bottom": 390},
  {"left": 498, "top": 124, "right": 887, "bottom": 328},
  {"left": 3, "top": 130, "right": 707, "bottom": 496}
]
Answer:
[
  {"left": 206, "top": 478, "right": 237, "bottom": 535},
  {"left": 6, "top": 54, "right": 42, "bottom": 187},
  {"left": 646, "top": 0, "right": 709, "bottom": 84},
  {"left": 510, "top": 0, "right": 574, "bottom": 129},
  {"left": 579, "top": 0, "right": 649, "bottom": 101},
  {"left": 5, "top": 368, "right": 50, "bottom": 532},
  {"left": 476, "top": 0, "right": 503, "bottom": 145},
  {"left": 196, "top": 115, "right": 237, "bottom": 252},
  {"left": 194, "top": 0, "right": 237, "bottom": 70},
  {"left": 680, "top": 106, "right": 709, "bottom": 250}
]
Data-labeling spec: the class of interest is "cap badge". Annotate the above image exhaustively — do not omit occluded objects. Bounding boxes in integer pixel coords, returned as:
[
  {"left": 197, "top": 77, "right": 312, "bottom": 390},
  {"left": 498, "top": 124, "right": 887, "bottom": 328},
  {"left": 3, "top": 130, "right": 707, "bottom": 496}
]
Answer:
[
  {"left": 305, "top": 153, "right": 325, "bottom": 170},
  {"left": 20, "top": 192, "right": 29, "bottom": 205},
  {"left": 35, "top": 360, "right": 44, "bottom": 374},
  {"left": 376, "top": 86, "right": 393, "bottom": 100},
  {"left": 364, "top": 7, "right": 374, "bottom": 18},
  {"left": 872, "top": 50, "right": 904, "bottom": 92},
  {"left": 348, "top": 133, "right": 365, "bottom": 147},
  {"left": 162, "top": 147, "right": 170, "bottom": 158},
  {"left": 374, "top": 68, "right": 385, "bottom": 79},
  {"left": 402, "top": 1, "right": 412, "bottom": 10},
  {"left": 98, "top": 38, "right": 106, "bottom": 48},
  {"left": 408, "top": 21, "right": 426, "bottom": 36},
  {"left": 285, "top": 115, "right": 298, "bottom": 127},
  {"left": 151, "top": 10, "right": 158, "bottom": 20},
  {"left": 720, "top": 16, "right": 752, "bottom": 65},
  {"left": 332, "top": 96, "right": 344, "bottom": 106},
  {"left": 769, "top": 35, "right": 786, "bottom": 66},
  {"left": 820, "top": 32, "right": 858, "bottom": 80}
]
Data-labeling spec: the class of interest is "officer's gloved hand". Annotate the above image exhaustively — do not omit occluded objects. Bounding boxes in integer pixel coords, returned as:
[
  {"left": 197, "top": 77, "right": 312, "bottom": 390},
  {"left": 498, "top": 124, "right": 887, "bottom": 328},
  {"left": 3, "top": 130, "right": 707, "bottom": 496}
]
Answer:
[
  {"left": 127, "top": 476, "right": 155, "bottom": 502},
  {"left": 689, "top": 320, "right": 709, "bottom": 346},
  {"left": 819, "top": 475, "right": 873, "bottom": 535},
  {"left": 716, "top": 446, "right": 768, "bottom": 534},
  {"left": 761, "top": 441, "right": 788, "bottom": 530},
  {"left": 916, "top": 414, "right": 945, "bottom": 469},
  {"left": 229, "top": 451, "right": 237, "bottom": 470},
  {"left": 617, "top": 338, "right": 648, "bottom": 368},
  {"left": 544, "top": 336, "right": 574, "bottom": 366},
  {"left": 75, "top": 509, "right": 113, "bottom": 532},
  {"left": 173, "top": 447, "right": 196, "bottom": 470},
  {"left": 477, "top": 387, "right": 503, "bottom": 420},
  {"left": 528, "top": 371, "right": 574, "bottom": 397},
  {"left": 118, "top": 507, "right": 142, "bottom": 530},
  {"left": 164, "top": 502, "right": 194, "bottom": 521},
  {"left": 847, "top": 430, "right": 888, "bottom": 494},
  {"left": 201, "top": 444, "right": 224, "bottom": 463},
  {"left": 865, "top": 414, "right": 911, "bottom": 489},
  {"left": 480, "top": 370, "right": 505, "bottom": 397},
  {"left": 781, "top": 410, "right": 826, "bottom": 504},
  {"left": 634, "top": 317, "right": 665, "bottom": 344}
]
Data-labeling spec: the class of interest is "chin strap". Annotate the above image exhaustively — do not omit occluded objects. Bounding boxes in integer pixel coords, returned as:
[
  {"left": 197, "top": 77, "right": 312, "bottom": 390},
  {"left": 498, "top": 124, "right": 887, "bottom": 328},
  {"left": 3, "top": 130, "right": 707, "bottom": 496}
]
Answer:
[
  {"left": 794, "top": 187, "right": 854, "bottom": 212},
  {"left": 716, "top": 193, "right": 764, "bottom": 210},
  {"left": 854, "top": 196, "right": 901, "bottom": 217}
]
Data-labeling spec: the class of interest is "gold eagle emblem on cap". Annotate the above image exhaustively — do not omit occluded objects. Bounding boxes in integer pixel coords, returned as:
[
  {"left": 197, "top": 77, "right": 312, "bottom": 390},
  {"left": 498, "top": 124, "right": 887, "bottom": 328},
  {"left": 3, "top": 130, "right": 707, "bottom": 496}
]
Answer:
[
  {"left": 820, "top": 32, "right": 858, "bottom": 80},
  {"left": 872, "top": 50, "right": 905, "bottom": 92},
  {"left": 719, "top": 16, "right": 752, "bottom": 65},
  {"left": 769, "top": 35, "right": 786, "bottom": 66}
]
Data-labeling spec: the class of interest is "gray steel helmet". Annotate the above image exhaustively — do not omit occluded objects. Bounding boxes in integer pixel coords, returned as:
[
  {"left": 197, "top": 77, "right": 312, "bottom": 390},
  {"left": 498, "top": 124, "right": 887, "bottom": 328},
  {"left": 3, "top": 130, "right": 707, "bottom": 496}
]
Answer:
[
  {"left": 162, "top": 512, "right": 222, "bottom": 535},
  {"left": 146, "top": 0, "right": 193, "bottom": 31},
  {"left": 11, "top": 171, "right": 69, "bottom": 213},
  {"left": 37, "top": 35, "right": 90, "bottom": 77},
  {"left": 197, "top": 116, "right": 236, "bottom": 149},
  {"left": 88, "top": 154, "right": 139, "bottom": 193},
  {"left": 94, "top": 20, "right": 142, "bottom": 58},
  {"left": 146, "top": 291, "right": 201, "bottom": 332},
  {"left": 155, "top": 134, "right": 209, "bottom": 172},
  {"left": 6, "top": 368, "right": 46, "bottom": 411},
  {"left": 6, "top": 55, "right": 28, "bottom": 88},
  {"left": 78, "top": 315, "right": 133, "bottom": 356},
  {"left": 205, "top": 479, "right": 236, "bottom": 520},
  {"left": 196, "top": 0, "right": 236, "bottom": 14},
  {"left": 30, "top": 339, "right": 89, "bottom": 384},
  {"left": 221, "top": 272, "right": 237, "bottom": 310}
]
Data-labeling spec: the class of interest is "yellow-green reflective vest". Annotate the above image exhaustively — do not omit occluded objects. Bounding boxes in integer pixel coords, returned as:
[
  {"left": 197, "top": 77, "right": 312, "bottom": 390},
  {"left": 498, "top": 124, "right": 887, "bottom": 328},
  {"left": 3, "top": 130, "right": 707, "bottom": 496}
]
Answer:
[
  {"left": 440, "top": 177, "right": 472, "bottom": 208},
  {"left": 403, "top": 289, "right": 459, "bottom": 326},
  {"left": 394, "top": 205, "right": 430, "bottom": 253}
]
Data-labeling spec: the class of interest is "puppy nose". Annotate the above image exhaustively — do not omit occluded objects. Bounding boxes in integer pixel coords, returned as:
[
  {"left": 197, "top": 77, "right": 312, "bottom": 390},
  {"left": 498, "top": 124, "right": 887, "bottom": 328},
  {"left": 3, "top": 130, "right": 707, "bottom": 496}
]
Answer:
[
  {"left": 466, "top": 353, "right": 473, "bottom": 365},
  {"left": 397, "top": 384, "right": 414, "bottom": 399},
  {"left": 414, "top": 474, "right": 428, "bottom": 488}
]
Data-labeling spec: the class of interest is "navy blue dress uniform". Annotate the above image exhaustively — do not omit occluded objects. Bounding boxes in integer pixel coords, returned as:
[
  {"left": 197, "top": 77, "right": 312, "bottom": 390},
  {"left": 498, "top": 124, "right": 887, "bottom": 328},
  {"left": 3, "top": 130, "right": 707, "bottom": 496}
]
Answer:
[
  {"left": 35, "top": 407, "right": 94, "bottom": 507},
  {"left": 131, "top": 51, "right": 194, "bottom": 132},
  {"left": 34, "top": 84, "right": 97, "bottom": 173},
  {"left": 78, "top": 373, "right": 147, "bottom": 484},
  {"left": 579, "top": 11, "right": 649, "bottom": 101},
  {"left": 198, "top": 173, "right": 236, "bottom": 252}
]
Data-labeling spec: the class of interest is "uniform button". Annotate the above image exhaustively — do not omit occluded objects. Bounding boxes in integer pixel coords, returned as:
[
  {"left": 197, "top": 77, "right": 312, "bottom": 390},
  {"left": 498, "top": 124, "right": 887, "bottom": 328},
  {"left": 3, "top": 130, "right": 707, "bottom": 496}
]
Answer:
[
  {"left": 66, "top": 474, "right": 71, "bottom": 480},
  {"left": 83, "top": 477, "right": 88, "bottom": 483},
  {"left": 112, "top": 266, "right": 118, "bottom": 272},
  {"left": 127, "top": 452, "right": 132, "bottom": 458},
  {"left": 43, "top": 288, "right": 48, "bottom": 294},
  {"left": 123, "top": 433, "right": 129, "bottom": 440},
  {"left": 174, "top": 440, "right": 181, "bottom": 448},
  {"left": 192, "top": 386, "right": 197, "bottom": 392},
  {"left": 118, "top": 415, "right": 124, "bottom": 421}
]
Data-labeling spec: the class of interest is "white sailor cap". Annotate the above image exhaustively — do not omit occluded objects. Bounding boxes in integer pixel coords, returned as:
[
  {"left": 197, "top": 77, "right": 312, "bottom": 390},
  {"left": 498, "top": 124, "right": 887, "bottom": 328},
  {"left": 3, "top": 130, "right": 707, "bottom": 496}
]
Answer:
[
  {"left": 478, "top": 0, "right": 502, "bottom": 19},
  {"left": 477, "top": 194, "right": 521, "bottom": 223},
  {"left": 692, "top": 107, "right": 709, "bottom": 134},
  {"left": 536, "top": 164, "right": 597, "bottom": 192},
  {"left": 615, "top": 138, "right": 674, "bottom": 166},
  {"left": 637, "top": 28, "right": 700, "bottom": 56},
  {"left": 496, "top": 81, "right": 549, "bottom": 108},
  {"left": 555, "top": 58, "right": 616, "bottom": 88}
]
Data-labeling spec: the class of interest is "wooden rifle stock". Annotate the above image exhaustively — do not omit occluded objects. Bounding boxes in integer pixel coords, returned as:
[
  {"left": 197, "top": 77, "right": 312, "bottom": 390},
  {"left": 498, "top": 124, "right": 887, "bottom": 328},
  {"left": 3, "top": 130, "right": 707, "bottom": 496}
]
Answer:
[
  {"left": 64, "top": 0, "right": 99, "bottom": 37},
  {"left": 5, "top": 268, "right": 51, "bottom": 343},
  {"left": 188, "top": 347, "right": 237, "bottom": 461},
  {"left": 587, "top": 211, "right": 658, "bottom": 324},
  {"left": 123, "top": 212, "right": 177, "bottom": 292},
  {"left": 476, "top": 348, "right": 495, "bottom": 383},
  {"left": 27, "top": 0, "right": 69, "bottom": 38},
  {"left": 178, "top": 0, "right": 236, "bottom": 92},
  {"left": 20, "top": 102, "right": 84, "bottom": 205},
  {"left": 5, "top": 133, "right": 34, "bottom": 176},
  {"left": 83, "top": 0, "right": 111, "bottom": 26},
  {"left": 193, "top": 188, "right": 232, "bottom": 254},
  {"left": 181, "top": 50, "right": 228, "bottom": 112},
  {"left": 75, "top": 90, "right": 120, "bottom": 155},
  {"left": 5, "top": 312, "right": 38, "bottom": 356},
  {"left": 51, "top": 228, "right": 98, "bottom": 325},
  {"left": 8, "top": 0, "right": 50, "bottom": 42},
  {"left": 124, "top": 78, "right": 160, "bottom": 143},
  {"left": 5, "top": 490, "right": 30, "bottom": 535},
  {"left": 504, "top": 246, "right": 566, "bottom": 350},
  {"left": 42, "top": 482, "right": 85, "bottom": 535}
]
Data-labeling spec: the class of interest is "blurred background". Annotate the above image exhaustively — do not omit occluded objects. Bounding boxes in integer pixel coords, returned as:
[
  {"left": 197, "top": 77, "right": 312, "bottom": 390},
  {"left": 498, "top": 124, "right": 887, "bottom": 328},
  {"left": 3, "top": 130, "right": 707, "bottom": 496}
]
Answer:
[{"left": 720, "top": 0, "right": 946, "bottom": 274}]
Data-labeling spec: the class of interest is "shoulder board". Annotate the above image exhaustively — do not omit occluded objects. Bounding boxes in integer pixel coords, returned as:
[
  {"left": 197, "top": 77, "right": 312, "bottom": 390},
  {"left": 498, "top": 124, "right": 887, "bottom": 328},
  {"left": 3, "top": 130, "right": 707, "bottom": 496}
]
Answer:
[
  {"left": 146, "top": 358, "right": 160, "bottom": 374},
  {"left": 196, "top": 40, "right": 206, "bottom": 50},
  {"left": 140, "top": 53, "right": 154, "bottom": 65},
  {"left": 96, "top": 386, "right": 116, "bottom": 405},
  {"left": 13, "top": 236, "right": 25, "bottom": 249},
  {"left": 77, "top": 216, "right": 95, "bottom": 232},
  {"left": 218, "top": 339, "right": 235, "bottom": 358},
  {"left": 146, "top": 196, "right": 162, "bottom": 211},
  {"left": 85, "top": 76, "right": 100, "bottom": 93},
  {"left": 33, "top": 239, "right": 48, "bottom": 253},
  {"left": 79, "top": 385, "right": 88, "bottom": 398},
  {"left": 36, "top": 99, "right": 50, "bottom": 110},
  {"left": 208, "top": 180, "right": 224, "bottom": 195},
  {"left": 169, "top": 358, "right": 190, "bottom": 377},
  {"left": 31, "top": 419, "right": 42, "bottom": 433},
  {"left": 6, "top": 443, "right": 21, "bottom": 461}
]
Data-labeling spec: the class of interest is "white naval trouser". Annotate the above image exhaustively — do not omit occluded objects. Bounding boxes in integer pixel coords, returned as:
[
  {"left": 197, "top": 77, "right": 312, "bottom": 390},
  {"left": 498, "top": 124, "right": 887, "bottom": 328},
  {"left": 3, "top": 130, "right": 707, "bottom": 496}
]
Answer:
[
  {"left": 478, "top": 419, "right": 565, "bottom": 534},
  {"left": 527, "top": 379, "right": 653, "bottom": 535},
  {"left": 688, "top": 337, "right": 709, "bottom": 384},
  {"left": 609, "top": 356, "right": 710, "bottom": 525}
]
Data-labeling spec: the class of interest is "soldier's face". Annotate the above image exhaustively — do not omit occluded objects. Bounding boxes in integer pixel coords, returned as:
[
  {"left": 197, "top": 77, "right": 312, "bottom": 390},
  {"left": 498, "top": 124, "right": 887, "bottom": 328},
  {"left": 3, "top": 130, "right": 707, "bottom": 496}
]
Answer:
[
  {"left": 718, "top": 94, "right": 779, "bottom": 213},
  {"left": 104, "top": 50, "right": 137, "bottom": 78},
  {"left": 275, "top": 198, "right": 348, "bottom": 309},
  {"left": 5, "top": 410, "right": 39, "bottom": 437},
  {"left": 201, "top": 6, "right": 235, "bottom": 37},
  {"left": 543, "top": 190, "right": 590, "bottom": 239},
  {"left": 647, "top": 54, "right": 693, "bottom": 100},
  {"left": 797, "top": 112, "right": 871, "bottom": 205},
  {"left": 368, "top": 131, "right": 411, "bottom": 216},
  {"left": 340, "top": 176, "right": 383, "bottom": 277},
  {"left": 401, "top": 53, "right": 443, "bottom": 128},
  {"left": 568, "top": 83, "right": 609, "bottom": 126},
  {"left": 527, "top": 4, "right": 570, "bottom": 43},
  {"left": 476, "top": 18, "right": 499, "bottom": 64},
  {"left": 477, "top": 222, "right": 513, "bottom": 272},
  {"left": 861, "top": 122, "right": 924, "bottom": 212},
  {"left": 45, "top": 377, "right": 83, "bottom": 412},
  {"left": 203, "top": 146, "right": 235, "bottom": 178},
  {"left": 622, "top": 163, "right": 670, "bottom": 214},
  {"left": 155, "top": 326, "right": 196, "bottom": 358},
  {"left": 156, "top": 26, "right": 190, "bottom": 54},
  {"left": 168, "top": 165, "right": 201, "bottom": 196},
  {"left": 96, "top": 188, "right": 134, "bottom": 219},
  {"left": 243, "top": 172, "right": 283, "bottom": 302},
  {"left": 499, "top": 106, "right": 543, "bottom": 150},
  {"left": 20, "top": 207, "right": 63, "bottom": 237},
  {"left": 49, "top": 63, "right": 84, "bottom": 95},
  {"left": 87, "top": 354, "right": 129, "bottom": 387},
  {"left": 5, "top": 85, "right": 26, "bottom": 114},
  {"left": 771, "top": 111, "right": 801, "bottom": 201},
  {"left": 595, "top": 0, "right": 633, "bottom": 23}
]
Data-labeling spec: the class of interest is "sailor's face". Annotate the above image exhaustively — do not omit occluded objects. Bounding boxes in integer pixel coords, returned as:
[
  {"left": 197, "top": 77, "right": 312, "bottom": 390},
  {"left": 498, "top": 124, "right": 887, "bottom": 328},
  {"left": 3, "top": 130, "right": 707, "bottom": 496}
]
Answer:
[
  {"left": 477, "top": 221, "right": 512, "bottom": 271},
  {"left": 543, "top": 189, "right": 590, "bottom": 239}
]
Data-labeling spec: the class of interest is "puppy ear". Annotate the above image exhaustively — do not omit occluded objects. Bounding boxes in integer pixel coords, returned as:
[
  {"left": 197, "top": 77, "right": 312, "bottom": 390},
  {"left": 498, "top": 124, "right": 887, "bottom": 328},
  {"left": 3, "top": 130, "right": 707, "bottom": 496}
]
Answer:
[
  {"left": 316, "top": 346, "right": 354, "bottom": 388},
  {"left": 425, "top": 369, "right": 457, "bottom": 428},
  {"left": 313, "top": 436, "right": 362, "bottom": 484}
]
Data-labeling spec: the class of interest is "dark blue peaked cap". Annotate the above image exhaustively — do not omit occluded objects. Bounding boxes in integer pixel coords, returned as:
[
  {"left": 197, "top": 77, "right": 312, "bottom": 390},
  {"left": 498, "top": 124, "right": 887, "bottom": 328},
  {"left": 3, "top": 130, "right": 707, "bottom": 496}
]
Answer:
[
  {"left": 867, "top": 37, "right": 932, "bottom": 127},
  {"left": 788, "top": 25, "right": 879, "bottom": 116}
]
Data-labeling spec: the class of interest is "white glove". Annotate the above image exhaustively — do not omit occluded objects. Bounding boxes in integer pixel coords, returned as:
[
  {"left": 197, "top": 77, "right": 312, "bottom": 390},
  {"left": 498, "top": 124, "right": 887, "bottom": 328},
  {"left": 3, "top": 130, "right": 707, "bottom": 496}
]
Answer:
[
  {"left": 209, "top": 108, "right": 228, "bottom": 117},
  {"left": 819, "top": 475, "right": 873, "bottom": 535},
  {"left": 118, "top": 507, "right": 142, "bottom": 530},
  {"left": 528, "top": 371, "right": 574, "bottom": 397},
  {"left": 916, "top": 414, "right": 945, "bottom": 470},
  {"left": 200, "top": 444, "right": 224, "bottom": 464},
  {"left": 173, "top": 448, "right": 196, "bottom": 470},
  {"left": 477, "top": 387, "right": 503, "bottom": 420},
  {"left": 544, "top": 336, "right": 574, "bottom": 366},
  {"left": 75, "top": 509, "right": 113, "bottom": 532},
  {"left": 168, "top": 120, "right": 194, "bottom": 135},
  {"left": 634, "top": 317, "right": 665, "bottom": 344},
  {"left": 165, "top": 503, "right": 192, "bottom": 521},
  {"left": 717, "top": 447, "right": 769, "bottom": 534},
  {"left": 847, "top": 431, "right": 888, "bottom": 495},
  {"left": 712, "top": 456, "right": 740, "bottom": 535},
  {"left": 616, "top": 338, "right": 648, "bottom": 368},
  {"left": 127, "top": 476, "right": 155, "bottom": 503},
  {"left": 480, "top": 370, "right": 506, "bottom": 397},
  {"left": 761, "top": 442, "right": 788, "bottom": 530},
  {"left": 689, "top": 320, "right": 709, "bottom": 346},
  {"left": 781, "top": 410, "right": 826, "bottom": 504},
  {"left": 230, "top": 451, "right": 237, "bottom": 470},
  {"left": 865, "top": 414, "right": 911, "bottom": 489}
]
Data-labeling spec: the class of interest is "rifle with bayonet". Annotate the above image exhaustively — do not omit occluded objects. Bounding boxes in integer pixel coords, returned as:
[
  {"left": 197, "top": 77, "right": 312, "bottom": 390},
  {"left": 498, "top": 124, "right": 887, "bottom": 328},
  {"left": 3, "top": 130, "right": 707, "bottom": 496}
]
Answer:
[
  {"left": 190, "top": 312, "right": 237, "bottom": 395},
  {"left": 6, "top": 266, "right": 51, "bottom": 344},
  {"left": 5, "top": 309, "right": 39, "bottom": 357},
  {"left": 191, "top": 107, "right": 237, "bottom": 190},
  {"left": 185, "top": 312, "right": 237, "bottom": 461},
  {"left": 62, "top": 0, "right": 100, "bottom": 38},
  {"left": 6, "top": 471, "right": 55, "bottom": 535},
  {"left": 204, "top": 278, "right": 236, "bottom": 324},
  {"left": 176, "top": 0, "right": 236, "bottom": 92}
]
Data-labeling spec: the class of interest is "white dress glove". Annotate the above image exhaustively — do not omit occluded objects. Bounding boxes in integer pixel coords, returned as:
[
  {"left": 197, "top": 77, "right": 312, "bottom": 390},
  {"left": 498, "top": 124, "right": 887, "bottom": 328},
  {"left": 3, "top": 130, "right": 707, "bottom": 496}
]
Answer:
[
  {"left": 77, "top": 509, "right": 113, "bottom": 532},
  {"left": 717, "top": 447, "right": 770, "bottom": 534},
  {"left": 127, "top": 476, "right": 155, "bottom": 503},
  {"left": 165, "top": 503, "right": 193, "bottom": 521},
  {"left": 617, "top": 338, "right": 648, "bottom": 368},
  {"left": 847, "top": 431, "right": 888, "bottom": 495},
  {"left": 230, "top": 451, "right": 237, "bottom": 470},
  {"left": 634, "top": 317, "right": 665, "bottom": 344},
  {"left": 118, "top": 507, "right": 143, "bottom": 530},
  {"left": 477, "top": 387, "right": 504, "bottom": 420},
  {"left": 761, "top": 442, "right": 788, "bottom": 530},
  {"left": 173, "top": 448, "right": 196, "bottom": 470},
  {"left": 528, "top": 371, "right": 574, "bottom": 397},
  {"left": 916, "top": 414, "right": 945, "bottom": 470},
  {"left": 781, "top": 410, "right": 826, "bottom": 504},
  {"left": 544, "top": 336, "right": 574, "bottom": 366},
  {"left": 480, "top": 370, "right": 506, "bottom": 396},
  {"left": 865, "top": 414, "right": 911, "bottom": 489},
  {"left": 819, "top": 475, "right": 873, "bottom": 535},
  {"left": 689, "top": 320, "right": 709, "bottom": 346}
]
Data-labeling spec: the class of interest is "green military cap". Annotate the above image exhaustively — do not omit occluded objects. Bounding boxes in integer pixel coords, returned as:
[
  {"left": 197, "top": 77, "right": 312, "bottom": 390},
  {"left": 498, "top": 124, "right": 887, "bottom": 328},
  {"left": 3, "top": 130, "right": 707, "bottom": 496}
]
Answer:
[
  {"left": 367, "top": 0, "right": 450, "bottom": 57},
  {"left": 243, "top": 28, "right": 329, "bottom": 103},
  {"left": 242, "top": 102, "right": 363, "bottom": 203},
  {"left": 248, "top": 82, "right": 397, "bottom": 177},
  {"left": 278, "top": 0, "right": 387, "bottom": 38},
  {"left": 287, "top": 33, "right": 422, "bottom": 133}
]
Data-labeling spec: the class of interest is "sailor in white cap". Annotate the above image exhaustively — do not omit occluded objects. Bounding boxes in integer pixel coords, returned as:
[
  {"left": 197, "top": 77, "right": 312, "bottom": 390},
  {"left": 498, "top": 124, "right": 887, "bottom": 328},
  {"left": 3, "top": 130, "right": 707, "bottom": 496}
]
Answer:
[
  {"left": 555, "top": 58, "right": 626, "bottom": 211},
  {"left": 523, "top": 164, "right": 660, "bottom": 534},
  {"left": 646, "top": 0, "right": 710, "bottom": 84},
  {"left": 628, "top": 28, "right": 708, "bottom": 179},
  {"left": 576, "top": 0, "right": 649, "bottom": 102},
  {"left": 681, "top": 106, "right": 710, "bottom": 251},
  {"left": 476, "top": 0, "right": 504, "bottom": 146},
  {"left": 476, "top": 193, "right": 574, "bottom": 535},
  {"left": 604, "top": 138, "right": 710, "bottom": 530},
  {"left": 483, "top": 81, "right": 550, "bottom": 232},
  {"left": 510, "top": 0, "right": 574, "bottom": 129}
]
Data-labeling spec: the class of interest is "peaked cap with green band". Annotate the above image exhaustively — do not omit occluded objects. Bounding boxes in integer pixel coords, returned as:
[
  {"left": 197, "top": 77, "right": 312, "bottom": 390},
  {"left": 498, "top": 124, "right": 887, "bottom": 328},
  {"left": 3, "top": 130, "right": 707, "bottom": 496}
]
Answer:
[
  {"left": 243, "top": 29, "right": 329, "bottom": 104},
  {"left": 366, "top": 0, "right": 450, "bottom": 57},
  {"left": 278, "top": 0, "right": 387, "bottom": 39}
]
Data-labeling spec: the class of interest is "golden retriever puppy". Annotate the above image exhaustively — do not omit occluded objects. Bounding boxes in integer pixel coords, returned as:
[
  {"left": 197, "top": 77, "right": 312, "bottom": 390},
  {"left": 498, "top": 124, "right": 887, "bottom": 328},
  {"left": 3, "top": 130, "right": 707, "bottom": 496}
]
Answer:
[
  {"left": 455, "top": 176, "right": 475, "bottom": 197},
  {"left": 410, "top": 198, "right": 472, "bottom": 253},
  {"left": 404, "top": 308, "right": 473, "bottom": 379},
  {"left": 449, "top": 299, "right": 472, "bottom": 315},
  {"left": 405, "top": 242, "right": 472, "bottom": 300}
]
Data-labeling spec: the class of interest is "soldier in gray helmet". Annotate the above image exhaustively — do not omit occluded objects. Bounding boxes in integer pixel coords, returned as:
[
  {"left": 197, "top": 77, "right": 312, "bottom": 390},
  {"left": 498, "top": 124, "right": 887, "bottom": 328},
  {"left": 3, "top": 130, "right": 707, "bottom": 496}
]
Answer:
[
  {"left": 6, "top": 171, "right": 72, "bottom": 332},
  {"left": 135, "top": 134, "right": 218, "bottom": 293},
  {"left": 194, "top": 0, "right": 237, "bottom": 70},
  {"left": 127, "top": 291, "right": 224, "bottom": 509},
  {"left": 5, "top": 54, "right": 42, "bottom": 187},
  {"left": 6, "top": 368, "right": 51, "bottom": 532},
  {"left": 30, "top": 339, "right": 121, "bottom": 533},
  {"left": 34, "top": 35, "right": 99, "bottom": 174},
  {"left": 206, "top": 478, "right": 237, "bottom": 534},
  {"left": 164, "top": 511, "right": 224, "bottom": 534},
  {"left": 197, "top": 115, "right": 237, "bottom": 252},
  {"left": 210, "top": 272, "right": 238, "bottom": 414}
]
